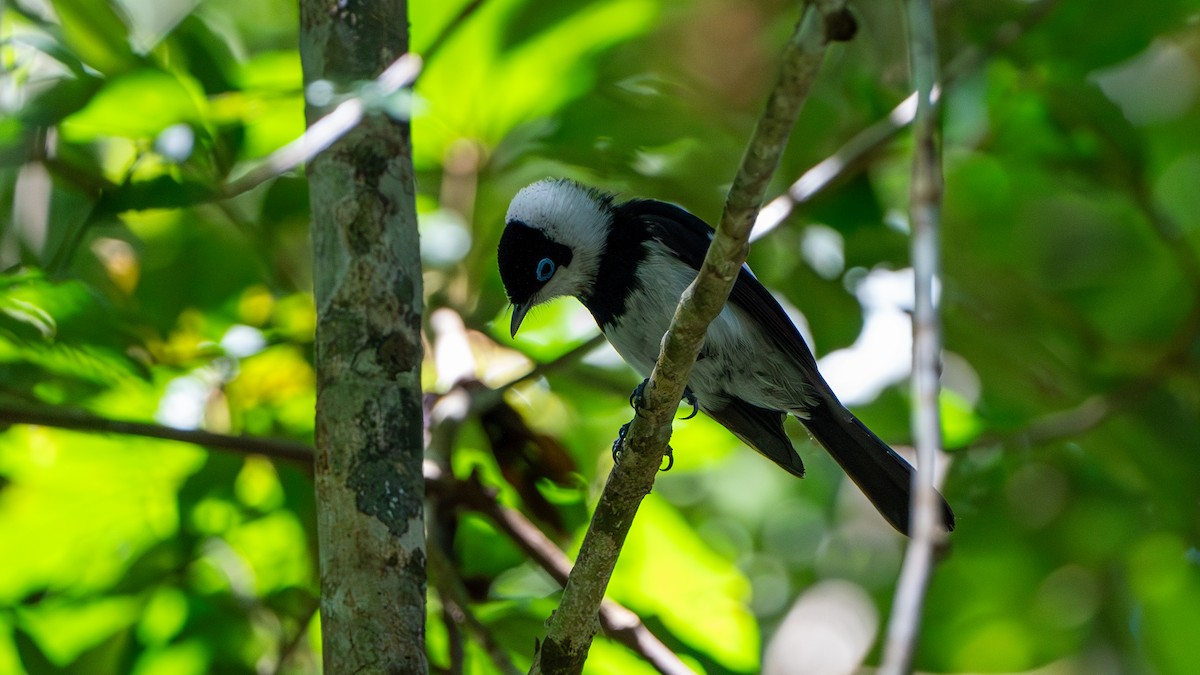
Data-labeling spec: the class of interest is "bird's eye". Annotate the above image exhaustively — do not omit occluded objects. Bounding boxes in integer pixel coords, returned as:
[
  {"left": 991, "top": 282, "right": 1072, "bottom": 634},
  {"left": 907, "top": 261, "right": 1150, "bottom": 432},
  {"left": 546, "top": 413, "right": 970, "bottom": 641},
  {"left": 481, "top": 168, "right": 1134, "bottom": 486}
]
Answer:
[{"left": 535, "top": 257, "right": 555, "bottom": 282}]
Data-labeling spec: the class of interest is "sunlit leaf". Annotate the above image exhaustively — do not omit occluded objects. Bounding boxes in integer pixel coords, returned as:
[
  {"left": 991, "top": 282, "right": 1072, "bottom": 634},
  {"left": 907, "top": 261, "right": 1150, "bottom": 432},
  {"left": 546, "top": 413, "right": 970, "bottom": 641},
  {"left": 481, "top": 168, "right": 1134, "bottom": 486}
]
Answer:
[
  {"left": 608, "top": 497, "right": 759, "bottom": 671},
  {"left": 413, "top": 0, "right": 658, "bottom": 168},
  {"left": 0, "top": 274, "right": 149, "bottom": 387},
  {"left": 46, "top": 0, "right": 138, "bottom": 75},
  {"left": 224, "top": 510, "right": 311, "bottom": 593},
  {"left": 60, "top": 69, "right": 205, "bottom": 141},
  {"left": 15, "top": 74, "right": 104, "bottom": 126},
  {"left": 18, "top": 596, "right": 140, "bottom": 669},
  {"left": 13, "top": 625, "right": 58, "bottom": 674},
  {"left": 940, "top": 389, "right": 983, "bottom": 449}
]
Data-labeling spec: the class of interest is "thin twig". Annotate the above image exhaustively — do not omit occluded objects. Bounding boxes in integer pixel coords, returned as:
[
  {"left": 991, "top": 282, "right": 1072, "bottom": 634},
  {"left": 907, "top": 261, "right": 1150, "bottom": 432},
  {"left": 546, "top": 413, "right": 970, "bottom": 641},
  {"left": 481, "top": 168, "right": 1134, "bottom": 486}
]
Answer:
[
  {"left": 0, "top": 334, "right": 594, "bottom": 468},
  {"left": 0, "top": 392, "right": 690, "bottom": 674},
  {"left": 1131, "top": 182, "right": 1200, "bottom": 359},
  {"left": 444, "top": 602, "right": 466, "bottom": 675},
  {"left": 499, "top": 335, "right": 607, "bottom": 393},
  {"left": 752, "top": 0, "right": 1062, "bottom": 241},
  {"left": 960, "top": 395, "right": 1112, "bottom": 455},
  {"left": 0, "top": 405, "right": 314, "bottom": 463},
  {"left": 220, "top": 54, "right": 422, "bottom": 199},
  {"left": 269, "top": 596, "right": 320, "bottom": 675},
  {"left": 463, "top": 334, "right": 610, "bottom": 415},
  {"left": 428, "top": 533, "right": 524, "bottom": 675},
  {"left": 752, "top": 94, "right": 916, "bottom": 240},
  {"left": 879, "top": 0, "right": 946, "bottom": 672},
  {"left": 423, "top": 313, "right": 692, "bottom": 674},
  {"left": 418, "top": 0, "right": 488, "bottom": 73},
  {"left": 424, "top": 464, "right": 696, "bottom": 675},
  {"left": 530, "top": 4, "right": 844, "bottom": 673}
]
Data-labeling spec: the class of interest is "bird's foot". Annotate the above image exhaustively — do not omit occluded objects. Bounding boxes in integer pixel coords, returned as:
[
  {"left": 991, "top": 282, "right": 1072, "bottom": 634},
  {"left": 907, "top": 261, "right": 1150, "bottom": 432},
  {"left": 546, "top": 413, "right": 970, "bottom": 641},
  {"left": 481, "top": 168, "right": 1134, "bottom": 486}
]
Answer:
[
  {"left": 615, "top": 379, "right": 690, "bottom": 471},
  {"left": 628, "top": 379, "right": 648, "bottom": 409},
  {"left": 611, "top": 422, "right": 631, "bottom": 464},
  {"left": 628, "top": 379, "right": 699, "bottom": 420},
  {"left": 610, "top": 420, "right": 675, "bottom": 472}
]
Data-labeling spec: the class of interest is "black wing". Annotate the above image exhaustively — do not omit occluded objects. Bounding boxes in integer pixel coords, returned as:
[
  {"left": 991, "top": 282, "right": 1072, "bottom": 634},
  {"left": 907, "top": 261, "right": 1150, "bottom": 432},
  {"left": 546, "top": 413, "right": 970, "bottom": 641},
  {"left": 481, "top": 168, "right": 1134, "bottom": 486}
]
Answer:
[
  {"left": 703, "top": 398, "right": 804, "bottom": 477},
  {"left": 616, "top": 199, "right": 824, "bottom": 383},
  {"left": 616, "top": 199, "right": 956, "bottom": 534}
]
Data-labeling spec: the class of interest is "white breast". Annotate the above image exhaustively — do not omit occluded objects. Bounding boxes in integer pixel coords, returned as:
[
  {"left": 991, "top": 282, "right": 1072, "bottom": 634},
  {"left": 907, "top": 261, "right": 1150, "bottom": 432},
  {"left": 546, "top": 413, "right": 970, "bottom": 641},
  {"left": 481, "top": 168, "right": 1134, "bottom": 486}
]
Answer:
[
  {"left": 605, "top": 246, "right": 742, "bottom": 373},
  {"left": 603, "top": 244, "right": 812, "bottom": 412}
]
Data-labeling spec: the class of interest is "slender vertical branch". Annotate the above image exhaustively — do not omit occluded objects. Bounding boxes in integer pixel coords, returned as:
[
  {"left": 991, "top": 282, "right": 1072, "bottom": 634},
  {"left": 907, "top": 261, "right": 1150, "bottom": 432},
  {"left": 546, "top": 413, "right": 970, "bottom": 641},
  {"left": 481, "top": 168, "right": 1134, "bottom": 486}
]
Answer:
[
  {"left": 300, "top": 0, "right": 427, "bottom": 670},
  {"left": 880, "top": 0, "right": 947, "bottom": 673},
  {"left": 530, "top": 4, "right": 851, "bottom": 673}
]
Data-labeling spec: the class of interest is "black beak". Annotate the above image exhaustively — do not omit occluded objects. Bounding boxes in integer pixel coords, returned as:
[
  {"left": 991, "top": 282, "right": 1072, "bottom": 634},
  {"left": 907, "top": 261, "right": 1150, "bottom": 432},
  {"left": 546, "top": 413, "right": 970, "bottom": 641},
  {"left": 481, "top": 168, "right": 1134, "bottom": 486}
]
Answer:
[{"left": 510, "top": 303, "right": 531, "bottom": 338}]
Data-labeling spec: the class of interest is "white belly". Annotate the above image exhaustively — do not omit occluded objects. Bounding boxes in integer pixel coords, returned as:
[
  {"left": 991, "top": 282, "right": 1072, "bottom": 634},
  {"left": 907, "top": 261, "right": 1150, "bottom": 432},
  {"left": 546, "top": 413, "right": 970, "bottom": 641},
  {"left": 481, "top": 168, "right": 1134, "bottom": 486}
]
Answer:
[{"left": 603, "top": 250, "right": 813, "bottom": 412}]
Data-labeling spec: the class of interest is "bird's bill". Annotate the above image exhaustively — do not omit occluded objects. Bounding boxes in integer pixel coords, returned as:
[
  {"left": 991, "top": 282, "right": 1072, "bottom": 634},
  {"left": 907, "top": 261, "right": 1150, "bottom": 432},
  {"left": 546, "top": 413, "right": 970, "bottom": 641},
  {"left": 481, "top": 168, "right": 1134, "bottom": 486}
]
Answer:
[{"left": 510, "top": 303, "right": 531, "bottom": 338}]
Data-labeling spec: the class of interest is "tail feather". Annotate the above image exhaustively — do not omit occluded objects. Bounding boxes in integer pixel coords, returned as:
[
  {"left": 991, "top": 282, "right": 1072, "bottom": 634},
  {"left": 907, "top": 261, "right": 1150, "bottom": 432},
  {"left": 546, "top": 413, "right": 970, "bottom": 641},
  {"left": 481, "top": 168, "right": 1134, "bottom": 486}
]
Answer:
[{"left": 799, "top": 399, "right": 955, "bottom": 535}]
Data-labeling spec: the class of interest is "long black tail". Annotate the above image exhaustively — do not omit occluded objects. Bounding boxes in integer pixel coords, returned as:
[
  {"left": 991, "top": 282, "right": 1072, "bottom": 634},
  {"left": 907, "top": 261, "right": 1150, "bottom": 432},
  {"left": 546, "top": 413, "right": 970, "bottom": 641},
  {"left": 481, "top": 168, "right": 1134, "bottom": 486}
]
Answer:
[{"left": 799, "top": 398, "right": 955, "bottom": 535}]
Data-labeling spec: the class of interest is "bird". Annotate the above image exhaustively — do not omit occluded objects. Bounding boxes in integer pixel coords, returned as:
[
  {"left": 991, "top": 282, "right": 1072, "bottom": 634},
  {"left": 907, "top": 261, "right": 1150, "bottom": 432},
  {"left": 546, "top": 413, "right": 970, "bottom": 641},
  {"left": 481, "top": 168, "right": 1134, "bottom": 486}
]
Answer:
[{"left": 496, "top": 178, "right": 954, "bottom": 535}]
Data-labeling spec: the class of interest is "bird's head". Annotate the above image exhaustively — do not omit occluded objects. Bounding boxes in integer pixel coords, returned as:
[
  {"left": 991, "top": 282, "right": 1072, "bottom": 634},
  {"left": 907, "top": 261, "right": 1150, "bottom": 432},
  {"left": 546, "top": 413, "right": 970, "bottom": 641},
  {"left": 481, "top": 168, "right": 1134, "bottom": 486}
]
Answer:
[{"left": 497, "top": 179, "right": 613, "bottom": 337}]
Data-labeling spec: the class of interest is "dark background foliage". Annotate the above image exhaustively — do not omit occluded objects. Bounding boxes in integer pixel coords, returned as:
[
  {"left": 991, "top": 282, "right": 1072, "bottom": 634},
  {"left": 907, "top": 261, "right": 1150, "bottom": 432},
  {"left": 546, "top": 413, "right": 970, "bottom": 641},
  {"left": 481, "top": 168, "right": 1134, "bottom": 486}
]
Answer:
[{"left": 1, "top": 0, "right": 1198, "bottom": 672}]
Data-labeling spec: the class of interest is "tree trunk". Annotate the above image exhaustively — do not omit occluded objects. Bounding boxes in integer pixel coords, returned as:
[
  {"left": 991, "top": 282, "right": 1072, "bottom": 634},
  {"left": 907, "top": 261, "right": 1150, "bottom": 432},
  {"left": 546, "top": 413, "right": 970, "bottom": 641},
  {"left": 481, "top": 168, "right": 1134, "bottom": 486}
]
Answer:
[{"left": 299, "top": 1, "right": 427, "bottom": 671}]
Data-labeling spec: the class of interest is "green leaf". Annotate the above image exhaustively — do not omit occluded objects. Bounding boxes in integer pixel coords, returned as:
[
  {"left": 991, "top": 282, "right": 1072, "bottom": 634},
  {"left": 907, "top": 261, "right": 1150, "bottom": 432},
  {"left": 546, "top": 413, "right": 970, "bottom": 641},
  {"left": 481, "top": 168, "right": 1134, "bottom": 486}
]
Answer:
[
  {"left": 62, "top": 626, "right": 135, "bottom": 675},
  {"left": 1023, "top": 0, "right": 1196, "bottom": 73},
  {"left": 97, "top": 175, "right": 215, "bottom": 213},
  {"left": 60, "top": 69, "right": 205, "bottom": 141},
  {"left": 16, "top": 75, "right": 105, "bottom": 126},
  {"left": 167, "top": 16, "right": 243, "bottom": 95},
  {"left": 8, "top": 32, "right": 91, "bottom": 78},
  {"left": 413, "top": 0, "right": 658, "bottom": 167},
  {"left": 941, "top": 389, "right": 984, "bottom": 450},
  {"left": 13, "top": 626, "right": 58, "bottom": 675},
  {"left": 608, "top": 498, "right": 759, "bottom": 672},
  {"left": 0, "top": 273, "right": 149, "bottom": 386},
  {"left": 0, "top": 297, "right": 57, "bottom": 340},
  {"left": 47, "top": 0, "right": 139, "bottom": 75}
]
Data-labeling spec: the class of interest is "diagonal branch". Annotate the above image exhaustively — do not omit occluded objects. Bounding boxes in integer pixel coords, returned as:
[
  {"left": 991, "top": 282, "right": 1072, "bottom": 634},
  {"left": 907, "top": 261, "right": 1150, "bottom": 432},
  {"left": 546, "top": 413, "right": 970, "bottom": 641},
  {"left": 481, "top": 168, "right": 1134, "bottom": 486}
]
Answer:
[
  {"left": 220, "top": 54, "right": 422, "bottom": 199},
  {"left": 424, "top": 308, "right": 694, "bottom": 673},
  {"left": 752, "top": 0, "right": 1062, "bottom": 241},
  {"left": 529, "top": 4, "right": 851, "bottom": 673},
  {"left": 427, "top": 531, "right": 524, "bottom": 675},
  {"left": 418, "top": 0, "right": 489, "bottom": 74},
  {"left": 425, "top": 464, "right": 696, "bottom": 675}
]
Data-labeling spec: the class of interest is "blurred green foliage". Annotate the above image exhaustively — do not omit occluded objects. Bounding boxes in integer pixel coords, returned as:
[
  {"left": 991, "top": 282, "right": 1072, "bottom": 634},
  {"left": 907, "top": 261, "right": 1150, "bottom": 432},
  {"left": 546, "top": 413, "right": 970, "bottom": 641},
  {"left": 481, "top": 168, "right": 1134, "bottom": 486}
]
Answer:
[{"left": 2, "top": 0, "right": 1199, "bottom": 673}]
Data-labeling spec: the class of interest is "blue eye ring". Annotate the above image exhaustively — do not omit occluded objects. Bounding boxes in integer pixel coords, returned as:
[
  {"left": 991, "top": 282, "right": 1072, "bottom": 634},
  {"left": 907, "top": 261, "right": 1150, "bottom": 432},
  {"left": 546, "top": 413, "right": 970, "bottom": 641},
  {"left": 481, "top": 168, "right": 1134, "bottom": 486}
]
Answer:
[{"left": 535, "top": 257, "right": 555, "bottom": 282}]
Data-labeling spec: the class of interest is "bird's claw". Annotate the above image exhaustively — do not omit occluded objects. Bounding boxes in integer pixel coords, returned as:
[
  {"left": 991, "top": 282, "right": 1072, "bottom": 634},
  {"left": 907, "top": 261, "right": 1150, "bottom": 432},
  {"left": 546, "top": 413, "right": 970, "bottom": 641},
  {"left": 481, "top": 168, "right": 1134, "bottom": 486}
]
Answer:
[
  {"left": 615, "top": 380, "right": 690, "bottom": 470},
  {"left": 628, "top": 379, "right": 699, "bottom": 420},
  {"left": 681, "top": 387, "right": 699, "bottom": 420},
  {"left": 611, "top": 421, "right": 675, "bottom": 472},
  {"left": 628, "top": 379, "right": 648, "bottom": 409},
  {"left": 611, "top": 422, "right": 631, "bottom": 464}
]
